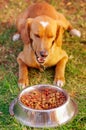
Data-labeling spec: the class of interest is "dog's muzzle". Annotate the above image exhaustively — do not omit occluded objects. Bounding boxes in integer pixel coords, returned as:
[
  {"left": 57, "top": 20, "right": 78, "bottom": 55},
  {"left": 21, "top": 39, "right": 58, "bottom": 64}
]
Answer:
[
  {"left": 30, "top": 41, "right": 48, "bottom": 64},
  {"left": 36, "top": 50, "right": 48, "bottom": 63}
]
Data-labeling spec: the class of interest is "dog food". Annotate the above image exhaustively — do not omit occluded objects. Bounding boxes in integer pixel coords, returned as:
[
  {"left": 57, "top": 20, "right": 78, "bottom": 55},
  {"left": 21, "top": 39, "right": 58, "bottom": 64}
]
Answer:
[{"left": 20, "top": 88, "right": 66, "bottom": 110}]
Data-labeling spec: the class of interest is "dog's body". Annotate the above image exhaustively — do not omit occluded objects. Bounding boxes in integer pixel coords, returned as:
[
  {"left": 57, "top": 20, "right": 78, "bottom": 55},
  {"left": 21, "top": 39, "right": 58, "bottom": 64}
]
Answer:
[{"left": 16, "top": 2, "right": 80, "bottom": 88}]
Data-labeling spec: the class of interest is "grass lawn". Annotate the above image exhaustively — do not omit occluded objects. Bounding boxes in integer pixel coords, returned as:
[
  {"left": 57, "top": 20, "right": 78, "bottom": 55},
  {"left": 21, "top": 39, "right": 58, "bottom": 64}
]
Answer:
[{"left": 0, "top": 0, "right": 86, "bottom": 130}]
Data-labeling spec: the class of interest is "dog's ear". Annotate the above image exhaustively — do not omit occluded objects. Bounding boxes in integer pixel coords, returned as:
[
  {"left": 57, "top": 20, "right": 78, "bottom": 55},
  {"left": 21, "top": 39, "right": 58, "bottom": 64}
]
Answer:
[
  {"left": 21, "top": 18, "right": 33, "bottom": 44},
  {"left": 55, "top": 26, "right": 64, "bottom": 47}
]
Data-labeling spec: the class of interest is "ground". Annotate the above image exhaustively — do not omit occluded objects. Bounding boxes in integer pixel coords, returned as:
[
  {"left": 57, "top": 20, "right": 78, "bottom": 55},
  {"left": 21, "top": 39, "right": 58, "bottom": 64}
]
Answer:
[{"left": 0, "top": 0, "right": 86, "bottom": 130}]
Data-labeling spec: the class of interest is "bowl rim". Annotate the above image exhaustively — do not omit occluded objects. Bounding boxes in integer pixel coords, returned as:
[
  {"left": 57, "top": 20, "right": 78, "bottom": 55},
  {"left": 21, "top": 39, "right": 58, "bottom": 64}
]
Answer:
[{"left": 18, "top": 84, "right": 70, "bottom": 112}]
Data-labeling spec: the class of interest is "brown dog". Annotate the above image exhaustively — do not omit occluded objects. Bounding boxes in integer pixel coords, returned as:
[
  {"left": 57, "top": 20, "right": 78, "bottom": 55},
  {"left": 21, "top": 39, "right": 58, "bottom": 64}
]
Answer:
[{"left": 14, "top": 2, "right": 81, "bottom": 88}]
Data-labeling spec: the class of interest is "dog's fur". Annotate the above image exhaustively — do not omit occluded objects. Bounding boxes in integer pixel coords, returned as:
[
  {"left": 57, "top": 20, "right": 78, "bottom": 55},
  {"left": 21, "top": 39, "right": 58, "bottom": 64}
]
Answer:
[{"left": 16, "top": 2, "right": 79, "bottom": 88}]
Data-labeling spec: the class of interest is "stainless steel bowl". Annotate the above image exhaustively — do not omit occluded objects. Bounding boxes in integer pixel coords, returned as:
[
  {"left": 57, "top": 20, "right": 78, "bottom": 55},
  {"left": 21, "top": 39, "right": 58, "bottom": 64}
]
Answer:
[{"left": 10, "top": 84, "right": 78, "bottom": 128}]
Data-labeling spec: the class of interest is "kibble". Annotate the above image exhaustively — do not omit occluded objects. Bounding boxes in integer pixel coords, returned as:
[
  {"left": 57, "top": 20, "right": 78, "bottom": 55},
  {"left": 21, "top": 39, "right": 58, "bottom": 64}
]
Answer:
[{"left": 20, "top": 88, "right": 66, "bottom": 110}]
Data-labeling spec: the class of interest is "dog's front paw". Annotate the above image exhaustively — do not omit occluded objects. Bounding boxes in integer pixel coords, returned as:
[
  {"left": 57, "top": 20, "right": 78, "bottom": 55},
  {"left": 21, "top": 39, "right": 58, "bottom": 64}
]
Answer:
[
  {"left": 53, "top": 78, "right": 65, "bottom": 87},
  {"left": 18, "top": 78, "right": 29, "bottom": 89}
]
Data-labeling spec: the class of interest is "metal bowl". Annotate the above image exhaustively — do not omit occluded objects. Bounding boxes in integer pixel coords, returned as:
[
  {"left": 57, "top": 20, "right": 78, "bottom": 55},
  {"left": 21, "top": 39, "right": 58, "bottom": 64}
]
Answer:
[{"left": 10, "top": 84, "right": 78, "bottom": 128}]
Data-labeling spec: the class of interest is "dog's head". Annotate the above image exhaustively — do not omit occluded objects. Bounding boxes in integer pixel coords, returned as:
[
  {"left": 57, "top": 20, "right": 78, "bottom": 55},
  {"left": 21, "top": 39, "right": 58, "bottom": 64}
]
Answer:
[{"left": 25, "top": 15, "right": 64, "bottom": 63}]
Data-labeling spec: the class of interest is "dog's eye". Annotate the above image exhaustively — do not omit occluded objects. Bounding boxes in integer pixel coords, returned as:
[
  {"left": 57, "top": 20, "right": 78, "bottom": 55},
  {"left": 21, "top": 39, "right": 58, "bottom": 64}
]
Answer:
[
  {"left": 48, "top": 35, "right": 54, "bottom": 39},
  {"left": 35, "top": 34, "right": 40, "bottom": 38},
  {"left": 52, "top": 40, "right": 54, "bottom": 45},
  {"left": 30, "top": 38, "right": 33, "bottom": 43}
]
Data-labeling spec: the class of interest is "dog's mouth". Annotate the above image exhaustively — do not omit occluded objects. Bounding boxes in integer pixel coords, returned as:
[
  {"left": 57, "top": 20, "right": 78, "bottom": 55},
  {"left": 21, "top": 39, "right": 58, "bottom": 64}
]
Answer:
[
  {"left": 35, "top": 51, "right": 48, "bottom": 64},
  {"left": 37, "top": 57, "right": 46, "bottom": 63},
  {"left": 30, "top": 42, "right": 47, "bottom": 64},
  {"left": 35, "top": 53, "right": 46, "bottom": 63}
]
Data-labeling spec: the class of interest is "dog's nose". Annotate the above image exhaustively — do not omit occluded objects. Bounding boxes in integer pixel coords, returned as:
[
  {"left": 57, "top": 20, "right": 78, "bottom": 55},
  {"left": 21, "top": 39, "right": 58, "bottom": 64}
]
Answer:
[{"left": 40, "top": 50, "right": 48, "bottom": 57}]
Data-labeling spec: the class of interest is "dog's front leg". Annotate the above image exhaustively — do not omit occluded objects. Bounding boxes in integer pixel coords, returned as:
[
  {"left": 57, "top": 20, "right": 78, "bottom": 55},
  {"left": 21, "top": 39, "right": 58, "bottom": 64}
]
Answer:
[
  {"left": 17, "top": 57, "right": 29, "bottom": 89},
  {"left": 54, "top": 54, "right": 68, "bottom": 87}
]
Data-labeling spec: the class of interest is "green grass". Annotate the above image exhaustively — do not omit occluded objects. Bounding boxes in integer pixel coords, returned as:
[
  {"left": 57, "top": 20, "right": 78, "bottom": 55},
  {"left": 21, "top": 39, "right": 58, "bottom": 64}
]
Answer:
[{"left": 0, "top": 0, "right": 86, "bottom": 130}]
